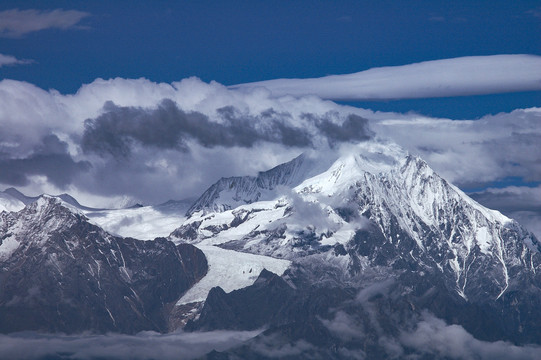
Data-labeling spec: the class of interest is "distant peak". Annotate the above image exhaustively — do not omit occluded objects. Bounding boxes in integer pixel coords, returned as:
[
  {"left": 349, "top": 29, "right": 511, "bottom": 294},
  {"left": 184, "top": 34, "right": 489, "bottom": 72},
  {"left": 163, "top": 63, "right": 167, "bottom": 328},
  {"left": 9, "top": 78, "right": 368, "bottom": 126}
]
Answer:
[
  {"left": 2, "top": 187, "right": 38, "bottom": 205},
  {"left": 25, "top": 195, "right": 84, "bottom": 219}
]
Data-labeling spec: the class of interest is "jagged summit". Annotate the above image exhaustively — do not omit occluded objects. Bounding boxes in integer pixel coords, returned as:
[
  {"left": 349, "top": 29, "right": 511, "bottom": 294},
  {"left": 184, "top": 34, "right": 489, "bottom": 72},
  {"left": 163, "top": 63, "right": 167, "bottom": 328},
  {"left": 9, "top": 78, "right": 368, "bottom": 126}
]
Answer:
[
  {"left": 0, "top": 195, "right": 90, "bottom": 261},
  {"left": 186, "top": 152, "right": 324, "bottom": 216}
]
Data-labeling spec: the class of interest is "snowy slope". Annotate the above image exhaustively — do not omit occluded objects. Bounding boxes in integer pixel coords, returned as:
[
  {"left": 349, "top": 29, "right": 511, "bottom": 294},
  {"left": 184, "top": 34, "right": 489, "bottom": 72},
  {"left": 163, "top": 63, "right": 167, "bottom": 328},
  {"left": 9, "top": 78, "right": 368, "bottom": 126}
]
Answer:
[
  {"left": 176, "top": 245, "right": 290, "bottom": 305},
  {"left": 0, "top": 188, "right": 190, "bottom": 240}
]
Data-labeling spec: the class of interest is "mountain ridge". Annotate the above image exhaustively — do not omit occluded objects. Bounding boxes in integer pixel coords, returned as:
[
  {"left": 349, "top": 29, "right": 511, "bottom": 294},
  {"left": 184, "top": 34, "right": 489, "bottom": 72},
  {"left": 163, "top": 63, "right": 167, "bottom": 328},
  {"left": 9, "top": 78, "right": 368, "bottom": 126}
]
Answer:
[{"left": 0, "top": 195, "right": 208, "bottom": 334}]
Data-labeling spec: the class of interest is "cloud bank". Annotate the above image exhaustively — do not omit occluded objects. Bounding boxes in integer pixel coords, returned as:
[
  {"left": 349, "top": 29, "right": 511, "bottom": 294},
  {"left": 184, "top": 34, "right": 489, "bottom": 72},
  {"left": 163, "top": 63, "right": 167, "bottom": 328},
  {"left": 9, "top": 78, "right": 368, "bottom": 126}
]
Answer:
[
  {"left": 0, "top": 77, "right": 373, "bottom": 207},
  {"left": 232, "top": 55, "right": 541, "bottom": 100},
  {"left": 317, "top": 301, "right": 541, "bottom": 360},
  {"left": 0, "top": 8, "right": 90, "bottom": 37},
  {"left": 0, "top": 75, "right": 539, "bottom": 236},
  {"left": 0, "top": 329, "right": 260, "bottom": 360},
  {"left": 371, "top": 108, "right": 541, "bottom": 188}
]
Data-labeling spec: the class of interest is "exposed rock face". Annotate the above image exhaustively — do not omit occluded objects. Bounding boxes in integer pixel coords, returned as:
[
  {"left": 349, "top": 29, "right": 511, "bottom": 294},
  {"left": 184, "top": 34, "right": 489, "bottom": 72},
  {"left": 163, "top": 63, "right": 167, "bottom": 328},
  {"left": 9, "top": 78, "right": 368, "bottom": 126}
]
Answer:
[{"left": 0, "top": 196, "right": 207, "bottom": 334}]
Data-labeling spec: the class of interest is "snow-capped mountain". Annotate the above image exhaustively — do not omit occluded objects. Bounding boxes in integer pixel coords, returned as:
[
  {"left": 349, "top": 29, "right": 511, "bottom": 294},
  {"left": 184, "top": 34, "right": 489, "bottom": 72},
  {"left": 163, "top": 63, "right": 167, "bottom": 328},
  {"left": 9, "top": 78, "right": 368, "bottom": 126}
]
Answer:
[
  {"left": 186, "top": 153, "right": 329, "bottom": 216},
  {"left": 0, "top": 187, "right": 103, "bottom": 211},
  {"left": 170, "top": 140, "right": 541, "bottom": 349},
  {"left": 0, "top": 188, "right": 194, "bottom": 240},
  {"left": 173, "top": 141, "right": 539, "bottom": 298},
  {"left": 0, "top": 196, "right": 207, "bottom": 334}
]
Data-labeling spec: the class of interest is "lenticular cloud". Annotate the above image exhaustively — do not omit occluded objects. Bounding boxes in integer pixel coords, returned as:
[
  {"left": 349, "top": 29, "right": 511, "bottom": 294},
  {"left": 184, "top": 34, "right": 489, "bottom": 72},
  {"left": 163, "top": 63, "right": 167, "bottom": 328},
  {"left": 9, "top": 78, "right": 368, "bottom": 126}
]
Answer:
[{"left": 232, "top": 55, "right": 541, "bottom": 100}]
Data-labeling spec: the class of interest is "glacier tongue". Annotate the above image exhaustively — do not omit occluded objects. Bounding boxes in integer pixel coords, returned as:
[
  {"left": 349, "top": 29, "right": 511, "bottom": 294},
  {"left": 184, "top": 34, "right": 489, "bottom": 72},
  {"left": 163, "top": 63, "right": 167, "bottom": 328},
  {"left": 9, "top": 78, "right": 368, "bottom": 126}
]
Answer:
[{"left": 175, "top": 245, "right": 290, "bottom": 305}]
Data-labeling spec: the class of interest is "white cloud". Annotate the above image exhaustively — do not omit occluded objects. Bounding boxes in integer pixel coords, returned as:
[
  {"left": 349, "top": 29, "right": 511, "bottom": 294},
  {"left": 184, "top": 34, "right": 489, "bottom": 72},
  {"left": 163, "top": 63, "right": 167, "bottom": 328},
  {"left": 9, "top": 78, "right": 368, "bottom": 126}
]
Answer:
[
  {"left": 371, "top": 107, "right": 541, "bottom": 188},
  {"left": 0, "top": 8, "right": 90, "bottom": 37},
  {"left": 0, "top": 54, "right": 33, "bottom": 67},
  {"left": 232, "top": 55, "right": 541, "bottom": 100},
  {"left": 0, "top": 75, "right": 538, "bottom": 222},
  {"left": 249, "top": 334, "right": 316, "bottom": 358},
  {"left": 0, "top": 77, "right": 362, "bottom": 205}
]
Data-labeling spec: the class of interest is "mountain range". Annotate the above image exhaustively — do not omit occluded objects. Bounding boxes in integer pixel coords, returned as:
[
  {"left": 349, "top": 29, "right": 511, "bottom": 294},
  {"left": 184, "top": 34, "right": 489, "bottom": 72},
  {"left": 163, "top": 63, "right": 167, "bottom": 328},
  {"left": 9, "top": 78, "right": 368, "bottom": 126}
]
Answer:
[{"left": 0, "top": 140, "right": 539, "bottom": 359}]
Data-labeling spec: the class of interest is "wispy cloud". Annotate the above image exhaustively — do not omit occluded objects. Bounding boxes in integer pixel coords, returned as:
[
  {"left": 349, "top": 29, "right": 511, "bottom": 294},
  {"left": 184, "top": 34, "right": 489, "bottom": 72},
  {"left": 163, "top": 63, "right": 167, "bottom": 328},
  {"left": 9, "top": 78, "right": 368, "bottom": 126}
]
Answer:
[
  {"left": 0, "top": 53, "right": 33, "bottom": 67},
  {"left": 428, "top": 15, "right": 445, "bottom": 22},
  {"left": 526, "top": 7, "right": 541, "bottom": 19},
  {"left": 400, "top": 312, "right": 541, "bottom": 360},
  {"left": 0, "top": 330, "right": 260, "bottom": 360},
  {"left": 0, "top": 8, "right": 90, "bottom": 37},
  {"left": 232, "top": 55, "right": 541, "bottom": 100}
]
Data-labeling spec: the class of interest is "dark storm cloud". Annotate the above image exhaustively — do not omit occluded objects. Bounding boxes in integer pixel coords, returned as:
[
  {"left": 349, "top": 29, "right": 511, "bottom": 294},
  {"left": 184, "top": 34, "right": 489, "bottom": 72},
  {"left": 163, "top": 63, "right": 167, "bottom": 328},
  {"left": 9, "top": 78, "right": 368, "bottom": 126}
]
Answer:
[
  {"left": 81, "top": 100, "right": 314, "bottom": 158},
  {"left": 217, "top": 106, "right": 313, "bottom": 147},
  {"left": 0, "top": 135, "right": 90, "bottom": 188},
  {"left": 314, "top": 113, "right": 372, "bottom": 145}
]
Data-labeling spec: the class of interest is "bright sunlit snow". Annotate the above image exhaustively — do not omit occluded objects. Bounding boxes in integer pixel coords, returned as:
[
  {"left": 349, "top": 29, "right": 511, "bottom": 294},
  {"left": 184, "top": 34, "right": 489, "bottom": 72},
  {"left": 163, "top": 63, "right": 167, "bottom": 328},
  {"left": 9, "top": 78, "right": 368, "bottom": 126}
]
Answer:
[{"left": 176, "top": 245, "right": 291, "bottom": 305}]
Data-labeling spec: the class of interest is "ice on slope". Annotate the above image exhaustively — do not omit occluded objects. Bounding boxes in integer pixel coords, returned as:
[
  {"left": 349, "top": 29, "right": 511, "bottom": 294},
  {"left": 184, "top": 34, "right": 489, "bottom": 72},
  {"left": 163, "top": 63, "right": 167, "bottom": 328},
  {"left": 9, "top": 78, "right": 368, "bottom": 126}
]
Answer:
[{"left": 176, "top": 245, "right": 291, "bottom": 305}]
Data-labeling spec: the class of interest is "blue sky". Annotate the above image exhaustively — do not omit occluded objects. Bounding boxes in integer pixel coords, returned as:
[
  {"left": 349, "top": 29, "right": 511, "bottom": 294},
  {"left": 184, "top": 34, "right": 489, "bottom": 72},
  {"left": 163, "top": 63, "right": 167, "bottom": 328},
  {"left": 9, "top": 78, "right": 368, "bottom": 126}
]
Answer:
[{"left": 1, "top": 0, "right": 539, "bottom": 118}]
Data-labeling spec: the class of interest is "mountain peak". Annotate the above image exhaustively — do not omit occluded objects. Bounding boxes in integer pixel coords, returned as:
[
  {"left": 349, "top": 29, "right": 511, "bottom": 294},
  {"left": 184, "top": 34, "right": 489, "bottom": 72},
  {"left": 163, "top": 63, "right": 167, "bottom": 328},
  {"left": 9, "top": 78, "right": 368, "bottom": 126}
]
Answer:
[
  {"left": 29, "top": 194, "right": 83, "bottom": 217},
  {"left": 186, "top": 152, "right": 321, "bottom": 217}
]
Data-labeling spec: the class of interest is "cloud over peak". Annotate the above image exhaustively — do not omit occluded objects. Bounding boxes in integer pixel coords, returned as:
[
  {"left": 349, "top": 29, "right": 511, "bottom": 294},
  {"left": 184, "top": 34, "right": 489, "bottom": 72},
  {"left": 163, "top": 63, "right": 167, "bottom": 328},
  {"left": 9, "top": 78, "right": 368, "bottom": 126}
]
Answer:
[
  {"left": 0, "top": 75, "right": 539, "bottom": 218},
  {"left": 233, "top": 55, "right": 541, "bottom": 100}
]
